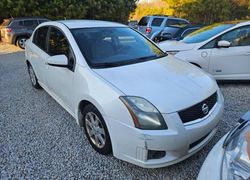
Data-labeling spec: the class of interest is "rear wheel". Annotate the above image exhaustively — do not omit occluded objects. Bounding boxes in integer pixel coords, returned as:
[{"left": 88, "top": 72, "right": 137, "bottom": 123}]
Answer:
[
  {"left": 16, "top": 37, "right": 27, "bottom": 49},
  {"left": 82, "top": 104, "right": 112, "bottom": 155},
  {"left": 27, "top": 64, "right": 41, "bottom": 89}
]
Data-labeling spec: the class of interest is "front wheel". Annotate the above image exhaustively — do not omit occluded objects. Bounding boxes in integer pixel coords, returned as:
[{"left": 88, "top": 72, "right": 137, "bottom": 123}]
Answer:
[
  {"left": 82, "top": 104, "right": 112, "bottom": 155},
  {"left": 16, "top": 37, "right": 27, "bottom": 49},
  {"left": 27, "top": 64, "right": 41, "bottom": 89}
]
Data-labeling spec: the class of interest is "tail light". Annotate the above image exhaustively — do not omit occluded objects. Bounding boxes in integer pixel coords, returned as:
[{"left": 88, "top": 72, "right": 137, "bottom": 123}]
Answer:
[
  {"left": 146, "top": 27, "right": 152, "bottom": 34},
  {"left": 6, "top": 28, "right": 12, "bottom": 33}
]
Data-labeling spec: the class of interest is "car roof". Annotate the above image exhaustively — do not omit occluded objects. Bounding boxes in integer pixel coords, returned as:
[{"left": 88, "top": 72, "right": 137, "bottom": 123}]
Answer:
[{"left": 57, "top": 20, "right": 127, "bottom": 29}]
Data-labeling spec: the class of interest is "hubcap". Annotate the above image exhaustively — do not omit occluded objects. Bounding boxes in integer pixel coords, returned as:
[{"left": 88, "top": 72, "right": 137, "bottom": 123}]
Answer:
[
  {"left": 19, "top": 38, "right": 26, "bottom": 48},
  {"left": 85, "top": 112, "right": 106, "bottom": 148},
  {"left": 29, "top": 66, "right": 36, "bottom": 85}
]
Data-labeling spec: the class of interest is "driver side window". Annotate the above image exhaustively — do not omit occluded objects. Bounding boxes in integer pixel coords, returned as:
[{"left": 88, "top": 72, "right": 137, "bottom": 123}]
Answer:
[
  {"left": 220, "top": 26, "right": 250, "bottom": 47},
  {"left": 48, "top": 27, "right": 75, "bottom": 70}
]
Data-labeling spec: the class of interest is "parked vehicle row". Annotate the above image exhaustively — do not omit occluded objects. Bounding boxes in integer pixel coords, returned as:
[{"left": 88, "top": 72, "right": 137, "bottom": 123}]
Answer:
[
  {"left": 137, "top": 15, "right": 190, "bottom": 40},
  {"left": 159, "top": 21, "right": 250, "bottom": 80},
  {"left": 152, "top": 24, "right": 204, "bottom": 42},
  {"left": 22, "top": 17, "right": 250, "bottom": 178},
  {"left": 0, "top": 17, "right": 49, "bottom": 49}
]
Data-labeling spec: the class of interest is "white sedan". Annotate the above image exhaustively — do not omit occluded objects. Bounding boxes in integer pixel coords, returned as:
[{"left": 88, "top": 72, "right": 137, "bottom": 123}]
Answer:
[
  {"left": 198, "top": 111, "right": 250, "bottom": 180},
  {"left": 159, "top": 21, "right": 250, "bottom": 80},
  {"left": 25, "top": 20, "right": 223, "bottom": 168}
]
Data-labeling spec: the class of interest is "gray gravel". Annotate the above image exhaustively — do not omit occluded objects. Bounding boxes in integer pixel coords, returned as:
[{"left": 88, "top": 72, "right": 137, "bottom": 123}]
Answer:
[{"left": 1, "top": 51, "right": 250, "bottom": 179}]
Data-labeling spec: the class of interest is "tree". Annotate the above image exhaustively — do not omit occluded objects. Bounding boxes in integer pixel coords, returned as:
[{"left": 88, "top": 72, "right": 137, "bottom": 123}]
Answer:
[{"left": 0, "top": 0, "right": 137, "bottom": 23}]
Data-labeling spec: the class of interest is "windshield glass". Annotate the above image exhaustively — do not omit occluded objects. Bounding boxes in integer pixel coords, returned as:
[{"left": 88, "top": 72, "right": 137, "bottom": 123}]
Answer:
[
  {"left": 71, "top": 27, "right": 166, "bottom": 68},
  {"left": 181, "top": 23, "right": 235, "bottom": 44}
]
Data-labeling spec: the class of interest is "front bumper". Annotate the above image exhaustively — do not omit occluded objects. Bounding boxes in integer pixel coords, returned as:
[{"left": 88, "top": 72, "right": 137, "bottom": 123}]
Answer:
[
  {"left": 197, "top": 135, "right": 226, "bottom": 180},
  {"left": 107, "top": 92, "right": 224, "bottom": 168}
]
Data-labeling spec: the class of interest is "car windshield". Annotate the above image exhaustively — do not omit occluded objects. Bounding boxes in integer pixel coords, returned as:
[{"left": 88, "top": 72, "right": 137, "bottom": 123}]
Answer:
[
  {"left": 181, "top": 23, "right": 235, "bottom": 44},
  {"left": 71, "top": 27, "right": 166, "bottom": 68}
]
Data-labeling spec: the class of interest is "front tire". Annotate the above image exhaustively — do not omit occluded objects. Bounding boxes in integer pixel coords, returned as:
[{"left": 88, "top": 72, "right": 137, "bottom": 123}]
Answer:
[
  {"left": 27, "top": 64, "right": 41, "bottom": 89},
  {"left": 82, "top": 104, "right": 112, "bottom": 155}
]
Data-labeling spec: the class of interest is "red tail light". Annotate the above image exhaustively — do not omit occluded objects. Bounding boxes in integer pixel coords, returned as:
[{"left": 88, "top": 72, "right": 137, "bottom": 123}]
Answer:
[
  {"left": 146, "top": 27, "right": 152, "bottom": 34},
  {"left": 6, "top": 28, "right": 12, "bottom": 33}
]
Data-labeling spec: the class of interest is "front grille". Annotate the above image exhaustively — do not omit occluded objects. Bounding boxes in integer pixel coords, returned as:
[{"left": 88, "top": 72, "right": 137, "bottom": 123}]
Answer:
[{"left": 179, "top": 92, "right": 217, "bottom": 124}]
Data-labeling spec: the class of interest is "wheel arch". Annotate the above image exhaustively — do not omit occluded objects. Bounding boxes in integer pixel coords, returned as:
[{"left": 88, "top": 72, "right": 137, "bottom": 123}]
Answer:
[
  {"left": 15, "top": 34, "right": 30, "bottom": 45},
  {"left": 78, "top": 100, "right": 92, "bottom": 127}
]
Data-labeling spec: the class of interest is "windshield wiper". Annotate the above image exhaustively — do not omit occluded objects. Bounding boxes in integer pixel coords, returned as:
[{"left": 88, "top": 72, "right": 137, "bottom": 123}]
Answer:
[{"left": 91, "top": 54, "right": 167, "bottom": 69}]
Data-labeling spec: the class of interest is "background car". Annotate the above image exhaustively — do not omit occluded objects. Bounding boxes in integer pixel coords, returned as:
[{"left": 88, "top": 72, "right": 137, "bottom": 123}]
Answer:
[
  {"left": 198, "top": 111, "right": 250, "bottom": 180},
  {"left": 159, "top": 21, "right": 250, "bottom": 80},
  {"left": 25, "top": 20, "right": 223, "bottom": 168},
  {"left": 152, "top": 24, "right": 204, "bottom": 43},
  {"left": 0, "top": 17, "right": 49, "bottom": 49},
  {"left": 137, "top": 15, "right": 189, "bottom": 39},
  {"left": 128, "top": 20, "right": 138, "bottom": 29}
]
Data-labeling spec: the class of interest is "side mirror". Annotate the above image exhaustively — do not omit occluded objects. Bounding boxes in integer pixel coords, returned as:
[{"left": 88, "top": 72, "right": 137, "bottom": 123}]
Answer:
[
  {"left": 217, "top": 40, "right": 231, "bottom": 48},
  {"left": 47, "top": 55, "right": 68, "bottom": 67}
]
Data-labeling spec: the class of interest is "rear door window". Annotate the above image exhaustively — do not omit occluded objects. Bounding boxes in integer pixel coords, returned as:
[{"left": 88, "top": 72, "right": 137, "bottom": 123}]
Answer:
[
  {"left": 33, "top": 26, "right": 49, "bottom": 52},
  {"left": 165, "top": 19, "right": 180, "bottom": 27},
  {"left": 151, "top": 18, "right": 164, "bottom": 27},
  {"left": 138, "top": 17, "right": 149, "bottom": 26},
  {"left": 178, "top": 20, "right": 189, "bottom": 26},
  {"left": 20, "top": 20, "right": 38, "bottom": 27}
]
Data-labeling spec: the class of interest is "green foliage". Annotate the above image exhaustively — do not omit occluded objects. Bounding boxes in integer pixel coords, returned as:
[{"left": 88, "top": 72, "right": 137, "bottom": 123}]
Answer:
[
  {"left": 180, "top": 0, "right": 250, "bottom": 24},
  {"left": 131, "top": 0, "right": 250, "bottom": 24},
  {"left": 0, "top": 0, "right": 137, "bottom": 23}
]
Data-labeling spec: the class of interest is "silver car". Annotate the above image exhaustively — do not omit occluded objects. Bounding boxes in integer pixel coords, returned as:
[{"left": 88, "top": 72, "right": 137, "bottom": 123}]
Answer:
[{"left": 137, "top": 15, "right": 189, "bottom": 40}]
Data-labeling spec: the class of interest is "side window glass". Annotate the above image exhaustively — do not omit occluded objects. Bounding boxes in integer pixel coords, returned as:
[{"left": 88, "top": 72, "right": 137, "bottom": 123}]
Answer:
[
  {"left": 165, "top": 19, "right": 179, "bottom": 27},
  {"left": 23, "top": 20, "right": 38, "bottom": 27},
  {"left": 221, "top": 26, "right": 250, "bottom": 47},
  {"left": 33, "top": 26, "right": 49, "bottom": 51},
  {"left": 48, "top": 27, "right": 75, "bottom": 70},
  {"left": 178, "top": 20, "right": 189, "bottom": 26},
  {"left": 48, "top": 27, "right": 71, "bottom": 59},
  {"left": 201, "top": 39, "right": 217, "bottom": 49},
  {"left": 151, "top": 18, "right": 164, "bottom": 27}
]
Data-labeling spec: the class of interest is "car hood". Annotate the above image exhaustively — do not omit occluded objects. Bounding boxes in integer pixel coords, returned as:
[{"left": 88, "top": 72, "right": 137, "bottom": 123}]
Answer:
[
  {"left": 158, "top": 40, "right": 197, "bottom": 52},
  {"left": 93, "top": 56, "right": 218, "bottom": 113}
]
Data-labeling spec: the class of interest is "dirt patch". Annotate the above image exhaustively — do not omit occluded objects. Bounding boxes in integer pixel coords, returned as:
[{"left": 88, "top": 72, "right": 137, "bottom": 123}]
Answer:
[{"left": 0, "top": 42, "right": 23, "bottom": 54}]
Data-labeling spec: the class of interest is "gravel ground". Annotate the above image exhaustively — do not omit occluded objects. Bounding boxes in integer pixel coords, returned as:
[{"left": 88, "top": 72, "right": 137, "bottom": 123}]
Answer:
[{"left": 1, "top": 49, "right": 250, "bottom": 179}]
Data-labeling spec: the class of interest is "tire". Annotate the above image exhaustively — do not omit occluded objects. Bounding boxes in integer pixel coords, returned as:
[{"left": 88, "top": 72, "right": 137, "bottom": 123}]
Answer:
[
  {"left": 82, "top": 104, "right": 112, "bottom": 155},
  {"left": 16, "top": 37, "right": 27, "bottom": 49},
  {"left": 27, "top": 64, "right": 41, "bottom": 89}
]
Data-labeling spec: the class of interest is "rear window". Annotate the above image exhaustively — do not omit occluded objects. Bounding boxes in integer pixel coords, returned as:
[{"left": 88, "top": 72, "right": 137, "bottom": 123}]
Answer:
[
  {"left": 138, "top": 17, "right": 149, "bottom": 26},
  {"left": 151, "top": 18, "right": 164, "bottom": 27}
]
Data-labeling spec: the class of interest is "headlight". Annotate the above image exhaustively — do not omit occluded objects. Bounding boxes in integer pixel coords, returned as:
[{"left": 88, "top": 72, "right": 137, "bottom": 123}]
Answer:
[
  {"left": 120, "top": 96, "right": 167, "bottom": 130},
  {"left": 222, "top": 122, "right": 250, "bottom": 180}
]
